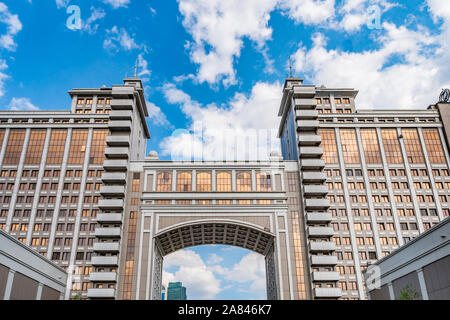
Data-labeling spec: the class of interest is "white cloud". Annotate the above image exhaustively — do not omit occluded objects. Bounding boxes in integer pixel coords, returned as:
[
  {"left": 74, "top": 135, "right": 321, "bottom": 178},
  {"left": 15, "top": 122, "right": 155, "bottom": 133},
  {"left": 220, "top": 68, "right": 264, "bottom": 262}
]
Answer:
[
  {"left": 279, "top": 0, "right": 335, "bottom": 25},
  {"left": 207, "top": 253, "right": 223, "bottom": 265},
  {"left": 0, "top": 59, "right": 8, "bottom": 97},
  {"left": 103, "top": 26, "right": 141, "bottom": 52},
  {"left": 147, "top": 101, "right": 171, "bottom": 127},
  {"left": 336, "top": 0, "right": 398, "bottom": 32},
  {"left": 211, "top": 252, "right": 266, "bottom": 295},
  {"left": 177, "top": 0, "right": 278, "bottom": 86},
  {"left": 55, "top": 0, "right": 69, "bottom": 9},
  {"left": 293, "top": 20, "right": 450, "bottom": 109},
  {"left": 8, "top": 97, "right": 39, "bottom": 111},
  {"left": 82, "top": 7, "right": 106, "bottom": 34},
  {"left": 163, "top": 250, "right": 222, "bottom": 299},
  {"left": 161, "top": 81, "right": 281, "bottom": 161},
  {"left": 137, "top": 54, "right": 151, "bottom": 79},
  {"left": 101, "top": 0, "right": 131, "bottom": 9},
  {"left": 0, "top": 2, "right": 22, "bottom": 51},
  {"left": 163, "top": 249, "right": 267, "bottom": 299}
]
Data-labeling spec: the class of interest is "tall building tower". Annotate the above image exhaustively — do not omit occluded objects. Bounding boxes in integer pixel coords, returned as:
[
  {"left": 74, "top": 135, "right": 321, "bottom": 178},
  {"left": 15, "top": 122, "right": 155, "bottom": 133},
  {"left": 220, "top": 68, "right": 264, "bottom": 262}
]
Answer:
[
  {"left": 167, "top": 282, "right": 187, "bottom": 300},
  {"left": 278, "top": 78, "right": 450, "bottom": 299}
]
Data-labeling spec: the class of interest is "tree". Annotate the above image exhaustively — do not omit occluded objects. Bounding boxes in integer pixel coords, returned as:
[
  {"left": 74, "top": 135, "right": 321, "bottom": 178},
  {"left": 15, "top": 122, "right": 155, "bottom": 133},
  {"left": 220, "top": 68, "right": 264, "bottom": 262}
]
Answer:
[
  {"left": 397, "top": 285, "right": 420, "bottom": 300},
  {"left": 72, "top": 293, "right": 83, "bottom": 300}
]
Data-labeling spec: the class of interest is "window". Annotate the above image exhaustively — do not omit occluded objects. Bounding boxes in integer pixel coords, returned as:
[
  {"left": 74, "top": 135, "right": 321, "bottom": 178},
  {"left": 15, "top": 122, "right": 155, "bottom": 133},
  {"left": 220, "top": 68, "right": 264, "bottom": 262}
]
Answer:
[
  {"left": 89, "top": 130, "right": 108, "bottom": 165},
  {"left": 402, "top": 129, "right": 424, "bottom": 164},
  {"left": 361, "top": 129, "right": 382, "bottom": 164},
  {"left": 25, "top": 130, "right": 47, "bottom": 165},
  {"left": 236, "top": 172, "right": 252, "bottom": 191},
  {"left": 340, "top": 129, "right": 360, "bottom": 164},
  {"left": 132, "top": 174, "right": 140, "bottom": 192},
  {"left": 68, "top": 129, "right": 88, "bottom": 165},
  {"left": 196, "top": 172, "right": 212, "bottom": 192},
  {"left": 3, "top": 129, "right": 26, "bottom": 165},
  {"left": 381, "top": 129, "right": 403, "bottom": 164},
  {"left": 216, "top": 172, "right": 231, "bottom": 191},
  {"left": 176, "top": 172, "right": 192, "bottom": 192},
  {"left": 156, "top": 172, "right": 172, "bottom": 192},
  {"left": 319, "top": 129, "right": 338, "bottom": 164},
  {"left": 422, "top": 129, "right": 446, "bottom": 164},
  {"left": 256, "top": 172, "right": 272, "bottom": 191}
]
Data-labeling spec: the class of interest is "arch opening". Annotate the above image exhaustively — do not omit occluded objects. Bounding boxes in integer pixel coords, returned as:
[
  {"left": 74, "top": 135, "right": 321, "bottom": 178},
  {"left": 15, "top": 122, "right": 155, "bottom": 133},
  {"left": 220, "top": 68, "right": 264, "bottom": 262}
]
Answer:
[{"left": 150, "top": 222, "right": 279, "bottom": 300}]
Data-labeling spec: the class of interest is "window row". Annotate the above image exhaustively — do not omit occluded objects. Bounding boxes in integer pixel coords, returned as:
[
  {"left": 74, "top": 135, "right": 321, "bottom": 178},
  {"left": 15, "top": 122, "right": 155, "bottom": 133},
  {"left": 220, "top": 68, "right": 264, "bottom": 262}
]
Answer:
[
  {"left": 156, "top": 171, "right": 273, "bottom": 192},
  {"left": 320, "top": 128, "right": 447, "bottom": 165}
]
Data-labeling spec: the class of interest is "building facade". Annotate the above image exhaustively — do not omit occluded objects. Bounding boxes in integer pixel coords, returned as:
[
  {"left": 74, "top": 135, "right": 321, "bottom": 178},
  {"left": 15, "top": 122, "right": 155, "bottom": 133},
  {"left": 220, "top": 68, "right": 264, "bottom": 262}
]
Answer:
[
  {"left": 0, "top": 77, "right": 449, "bottom": 300},
  {"left": 0, "top": 230, "right": 67, "bottom": 300},
  {"left": 363, "top": 217, "right": 449, "bottom": 300},
  {"left": 167, "top": 282, "right": 187, "bottom": 300}
]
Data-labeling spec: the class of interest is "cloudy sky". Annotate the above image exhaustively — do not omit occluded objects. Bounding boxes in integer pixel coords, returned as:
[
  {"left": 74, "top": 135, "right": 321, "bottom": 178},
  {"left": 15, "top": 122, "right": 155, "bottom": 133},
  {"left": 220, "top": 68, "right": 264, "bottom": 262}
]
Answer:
[{"left": 1, "top": 0, "right": 449, "bottom": 299}]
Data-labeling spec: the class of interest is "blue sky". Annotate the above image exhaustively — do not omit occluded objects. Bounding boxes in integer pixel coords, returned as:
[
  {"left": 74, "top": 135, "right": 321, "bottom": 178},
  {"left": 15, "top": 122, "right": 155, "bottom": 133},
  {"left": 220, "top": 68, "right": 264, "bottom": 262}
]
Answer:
[{"left": 1, "top": 0, "right": 449, "bottom": 299}]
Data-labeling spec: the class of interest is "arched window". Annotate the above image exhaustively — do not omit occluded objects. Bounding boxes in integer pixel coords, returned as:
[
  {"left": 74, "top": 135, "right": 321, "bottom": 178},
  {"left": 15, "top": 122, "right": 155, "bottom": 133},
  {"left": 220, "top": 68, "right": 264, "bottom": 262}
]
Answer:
[
  {"left": 156, "top": 172, "right": 172, "bottom": 192},
  {"left": 196, "top": 172, "right": 212, "bottom": 192},
  {"left": 177, "top": 172, "right": 192, "bottom": 192},
  {"left": 216, "top": 172, "right": 231, "bottom": 192},
  {"left": 236, "top": 172, "right": 252, "bottom": 192}
]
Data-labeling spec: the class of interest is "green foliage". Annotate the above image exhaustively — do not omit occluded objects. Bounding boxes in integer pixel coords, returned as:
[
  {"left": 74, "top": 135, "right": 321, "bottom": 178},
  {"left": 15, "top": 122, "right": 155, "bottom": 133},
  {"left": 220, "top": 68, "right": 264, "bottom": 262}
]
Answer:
[
  {"left": 72, "top": 293, "right": 83, "bottom": 300},
  {"left": 396, "top": 285, "right": 420, "bottom": 300}
]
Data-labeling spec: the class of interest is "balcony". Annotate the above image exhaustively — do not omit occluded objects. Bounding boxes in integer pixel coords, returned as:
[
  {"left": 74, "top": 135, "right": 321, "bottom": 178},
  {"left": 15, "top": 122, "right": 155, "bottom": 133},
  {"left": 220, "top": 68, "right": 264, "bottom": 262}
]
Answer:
[
  {"left": 304, "top": 185, "right": 328, "bottom": 196},
  {"left": 313, "top": 288, "right": 342, "bottom": 299},
  {"left": 89, "top": 272, "right": 117, "bottom": 282},
  {"left": 103, "top": 160, "right": 128, "bottom": 171},
  {"left": 305, "top": 199, "right": 330, "bottom": 210},
  {"left": 95, "top": 227, "right": 121, "bottom": 238},
  {"left": 299, "top": 147, "right": 323, "bottom": 158},
  {"left": 308, "top": 226, "right": 334, "bottom": 238},
  {"left": 102, "top": 172, "right": 127, "bottom": 184},
  {"left": 296, "top": 109, "right": 318, "bottom": 119},
  {"left": 110, "top": 98, "right": 133, "bottom": 110},
  {"left": 312, "top": 271, "right": 340, "bottom": 282},
  {"left": 310, "top": 255, "right": 338, "bottom": 266},
  {"left": 91, "top": 255, "right": 119, "bottom": 266},
  {"left": 300, "top": 159, "right": 325, "bottom": 171},
  {"left": 98, "top": 199, "right": 124, "bottom": 210},
  {"left": 109, "top": 120, "right": 132, "bottom": 132},
  {"left": 100, "top": 185, "right": 126, "bottom": 197},
  {"left": 309, "top": 241, "right": 336, "bottom": 252},
  {"left": 298, "top": 134, "right": 321, "bottom": 146},
  {"left": 302, "top": 172, "right": 326, "bottom": 183},
  {"left": 306, "top": 212, "right": 332, "bottom": 224},
  {"left": 109, "top": 110, "right": 132, "bottom": 120},
  {"left": 297, "top": 120, "right": 320, "bottom": 131},
  {"left": 93, "top": 242, "right": 120, "bottom": 253},
  {"left": 106, "top": 135, "right": 130, "bottom": 147},
  {"left": 293, "top": 86, "right": 316, "bottom": 98},
  {"left": 87, "top": 288, "right": 115, "bottom": 299},
  {"left": 105, "top": 147, "right": 129, "bottom": 159},
  {"left": 96, "top": 213, "right": 122, "bottom": 224}
]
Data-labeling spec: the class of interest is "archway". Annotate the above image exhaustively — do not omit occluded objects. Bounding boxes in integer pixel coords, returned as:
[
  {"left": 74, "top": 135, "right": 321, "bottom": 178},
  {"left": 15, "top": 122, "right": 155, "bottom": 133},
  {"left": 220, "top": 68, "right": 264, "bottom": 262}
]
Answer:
[{"left": 150, "top": 221, "right": 278, "bottom": 300}]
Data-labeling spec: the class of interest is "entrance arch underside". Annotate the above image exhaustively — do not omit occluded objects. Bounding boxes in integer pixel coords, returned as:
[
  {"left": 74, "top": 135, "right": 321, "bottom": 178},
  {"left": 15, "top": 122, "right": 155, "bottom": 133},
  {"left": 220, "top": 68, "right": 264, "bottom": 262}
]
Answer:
[{"left": 156, "top": 221, "right": 273, "bottom": 256}]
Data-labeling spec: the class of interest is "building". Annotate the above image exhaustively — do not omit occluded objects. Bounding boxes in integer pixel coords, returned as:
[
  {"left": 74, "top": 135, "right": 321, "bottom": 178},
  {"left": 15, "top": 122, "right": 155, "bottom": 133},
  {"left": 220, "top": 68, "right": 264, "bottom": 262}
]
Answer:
[
  {"left": 161, "top": 284, "right": 167, "bottom": 300},
  {"left": 167, "top": 282, "right": 187, "bottom": 300},
  {"left": 0, "top": 77, "right": 449, "bottom": 300},
  {"left": 0, "top": 230, "right": 67, "bottom": 300},
  {"left": 278, "top": 78, "right": 450, "bottom": 299},
  {"left": 363, "top": 217, "right": 449, "bottom": 300}
]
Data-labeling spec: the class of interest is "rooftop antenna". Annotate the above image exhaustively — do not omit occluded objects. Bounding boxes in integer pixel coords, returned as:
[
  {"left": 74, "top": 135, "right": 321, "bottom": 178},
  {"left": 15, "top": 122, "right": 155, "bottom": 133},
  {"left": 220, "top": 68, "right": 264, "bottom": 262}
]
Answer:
[
  {"left": 134, "top": 57, "right": 138, "bottom": 78},
  {"left": 289, "top": 56, "right": 293, "bottom": 78}
]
